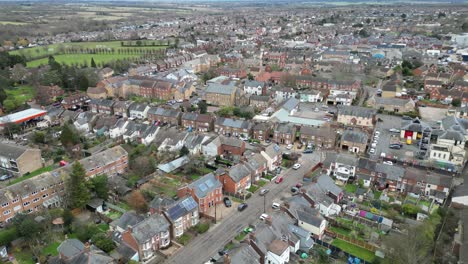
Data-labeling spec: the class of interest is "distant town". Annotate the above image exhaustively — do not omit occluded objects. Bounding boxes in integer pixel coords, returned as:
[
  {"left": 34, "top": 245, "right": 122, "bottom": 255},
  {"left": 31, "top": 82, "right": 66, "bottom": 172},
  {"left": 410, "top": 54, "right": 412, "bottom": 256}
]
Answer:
[{"left": 0, "top": 1, "right": 467, "bottom": 264}]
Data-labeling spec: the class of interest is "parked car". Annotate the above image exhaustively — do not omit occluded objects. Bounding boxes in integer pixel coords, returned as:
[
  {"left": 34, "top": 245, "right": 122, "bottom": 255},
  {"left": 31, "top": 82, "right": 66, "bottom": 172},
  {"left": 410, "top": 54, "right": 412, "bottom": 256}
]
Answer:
[
  {"left": 389, "top": 128, "right": 400, "bottom": 133},
  {"left": 218, "top": 249, "right": 228, "bottom": 256},
  {"left": 292, "top": 163, "right": 301, "bottom": 170},
  {"left": 259, "top": 189, "right": 269, "bottom": 196},
  {"left": 0, "top": 174, "right": 13, "bottom": 181},
  {"left": 291, "top": 187, "right": 300, "bottom": 194},
  {"left": 375, "top": 131, "right": 380, "bottom": 136},
  {"left": 275, "top": 177, "right": 284, "bottom": 184},
  {"left": 272, "top": 202, "right": 280, "bottom": 210},
  {"left": 286, "top": 144, "right": 293, "bottom": 150},
  {"left": 383, "top": 161, "right": 393, "bottom": 165},
  {"left": 389, "top": 144, "right": 403, "bottom": 149},
  {"left": 303, "top": 149, "right": 313, "bottom": 154},
  {"left": 259, "top": 213, "right": 270, "bottom": 221},
  {"left": 402, "top": 115, "right": 412, "bottom": 120},
  {"left": 223, "top": 197, "right": 232, "bottom": 207},
  {"left": 265, "top": 139, "right": 271, "bottom": 143},
  {"left": 238, "top": 203, "right": 248, "bottom": 211}
]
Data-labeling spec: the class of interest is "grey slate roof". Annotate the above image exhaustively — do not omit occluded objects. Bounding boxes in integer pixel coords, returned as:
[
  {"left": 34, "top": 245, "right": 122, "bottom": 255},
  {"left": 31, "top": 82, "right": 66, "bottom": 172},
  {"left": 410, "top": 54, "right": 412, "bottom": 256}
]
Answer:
[
  {"left": 57, "top": 239, "right": 84, "bottom": 259},
  {"left": 244, "top": 80, "right": 265, "bottom": 88},
  {"left": 216, "top": 117, "right": 252, "bottom": 129},
  {"left": 110, "top": 211, "right": 144, "bottom": 230},
  {"left": 228, "top": 164, "right": 252, "bottom": 183},
  {"left": 296, "top": 210, "right": 324, "bottom": 228},
  {"left": 188, "top": 173, "right": 222, "bottom": 198},
  {"left": 338, "top": 105, "right": 376, "bottom": 119},
  {"left": 131, "top": 214, "right": 170, "bottom": 244},
  {"left": 227, "top": 243, "right": 261, "bottom": 264},
  {"left": 374, "top": 97, "right": 412, "bottom": 107},
  {"left": 68, "top": 246, "right": 114, "bottom": 264},
  {"left": 341, "top": 130, "right": 369, "bottom": 144},
  {"left": 317, "top": 174, "right": 343, "bottom": 197},
  {"left": 375, "top": 163, "right": 405, "bottom": 181},
  {"left": 166, "top": 196, "right": 198, "bottom": 221},
  {"left": 0, "top": 143, "right": 30, "bottom": 159},
  {"left": 275, "top": 122, "right": 295, "bottom": 134},
  {"left": 282, "top": 97, "right": 300, "bottom": 112},
  {"left": 206, "top": 82, "right": 237, "bottom": 95}
]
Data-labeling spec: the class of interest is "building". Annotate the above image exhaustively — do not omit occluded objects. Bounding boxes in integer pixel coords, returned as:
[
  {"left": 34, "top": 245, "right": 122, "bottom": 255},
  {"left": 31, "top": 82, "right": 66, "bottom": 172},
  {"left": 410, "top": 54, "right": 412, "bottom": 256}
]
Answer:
[
  {"left": 181, "top": 112, "right": 214, "bottom": 132},
  {"left": 273, "top": 123, "right": 296, "bottom": 145},
  {"left": 243, "top": 80, "right": 266, "bottom": 95},
  {"left": 0, "top": 108, "right": 47, "bottom": 127},
  {"left": 296, "top": 210, "right": 327, "bottom": 240},
  {"left": 252, "top": 122, "right": 273, "bottom": 141},
  {"left": 337, "top": 106, "right": 376, "bottom": 128},
  {"left": 261, "top": 144, "right": 283, "bottom": 171},
  {"left": 121, "top": 213, "right": 171, "bottom": 261},
  {"left": 299, "top": 125, "right": 336, "bottom": 150},
  {"left": 0, "top": 168, "right": 66, "bottom": 224},
  {"left": 163, "top": 196, "right": 199, "bottom": 238},
  {"left": 56, "top": 239, "right": 114, "bottom": 264},
  {"left": 78, "top": 146, "right": 128, "bottom": 178},
  {"left": 204, "top": 80, "right": 238, "bottom": 106},
  {"left": 147, "top": 107, "right": 181, "bottom": 126},
  {"left": 214, "top": 117, "right": 252, "bottom": 137},
  {"left": 219, "top": 163, "right": 252, "bottom": 194},
  {"left": 0, "top": 143, "right": 42, "bottom": 176},
  {"left": 299, "top": 90, "right": 322, "bottom": 103},
  {"left": 61, "top": 93, "right": 90, "bottom": 110},
  {"left": 177, "top": 173, "right": 223, "bottom": 213},
  {"left": 340, "top": 130, "right": 369, "bottom": 154},
  {"left": 367, "top": 97, "right": 416, "bottom": 113}
]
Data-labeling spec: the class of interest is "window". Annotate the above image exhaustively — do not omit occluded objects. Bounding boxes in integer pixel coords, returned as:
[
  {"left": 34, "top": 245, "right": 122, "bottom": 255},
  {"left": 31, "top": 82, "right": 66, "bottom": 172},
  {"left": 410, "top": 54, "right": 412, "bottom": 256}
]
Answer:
[
  {"left": 23, "top": 201, "right": 30, "bottom": 206},
  {"left": 1, "top": 202, "right": 9, "bottom": 208},
  {"left": 12, "top": 198, "right": 18, "bottom": 204},
  {"left": 33, "top": 198, "right": 40, "bottom": 203},
  {"left": 41, "top": 187, "right": 46, "bottom": 192},
  {"left": 3, "top": 210, "right": 11, "bottom": 215}
]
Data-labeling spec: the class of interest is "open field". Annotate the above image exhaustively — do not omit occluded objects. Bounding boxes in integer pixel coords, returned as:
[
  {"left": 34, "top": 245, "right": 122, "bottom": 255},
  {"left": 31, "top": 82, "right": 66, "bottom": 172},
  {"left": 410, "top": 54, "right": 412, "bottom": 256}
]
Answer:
[
  {"left": 5, "top": 85, "right": 36, "bottom": 104},
  {"left": 27, "top": 53, "right": 140, "bottom": 67}
]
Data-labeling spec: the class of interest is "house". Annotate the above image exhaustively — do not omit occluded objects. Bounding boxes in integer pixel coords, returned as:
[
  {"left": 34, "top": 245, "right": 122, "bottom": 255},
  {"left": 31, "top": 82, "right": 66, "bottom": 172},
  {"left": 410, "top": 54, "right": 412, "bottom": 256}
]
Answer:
[
  {"left": 87, "top": 86, "right": 108, "bottom": 99},
  {"left": 121, "top": 213, "right": 171, "bottom": 261},
  {"left": 271, "top": 85, "right": 297, "bottom": 103},
  {"left": 337, "top": 106, "right": 376, "bottom": 128},
  {"left": 245, "top": 154, "right": 268, "bottom": 183},
  {"left": 177, "top": 173, "right": 223, "bottom": 213},
  {"left": 73, "top": 112, "right": 96, "bottom": 132},
  {"left": 147, "top": 107, "right": 181, "bottom": 126},
  {"left": 99, "top": 67, "right": 114, "bottom": 79},
  {"left": 128, "top": 103, "right": 150, "bottom": 119},
  {"left": 204, "top": 80, "right": 238, "bottom": 106},
  {"left": 109, "top": 119, "right": 129, "bottom": 139},
  {"left": 181, "top": 112, "right": 214, "bottom": 132},
  {"left": 273, "top": 122, "right": 296, "bottom": 145},
  {"left": 110, "top": 211, "right": 144, "bottom": 233},
  {"left": 296, "top": 210, "right": 327, "bottom": 240},
  {"left": 88, "top": 99, "right": 115, "bottom": 115},
  {"left": 0, "top": 143, "right": 42, "bottom": 176},
  {"left": 261, "top": 144, "right": 282, "bottom": 171},
  {"left": 113, "top": 101, "right": 133, "bottom": 118},
  {"left": 157, "top": 128, "right": 188, "bottom": 153},
  {"left": 215, "top": 117, "right": 252, "bottom": 137},
  {"left": 56, "top": 239, "right": 114, "bottom": 264},
  {"left": 331, "top": 154, "right": 358, "bottom": 183},
  {"left": 93, "top": 115, "right": 119, "bottom": 136},
  {"left": 367, "top": 96, "right": 416, "bottom": 113},
  {"left": 299, "top": 125, "right": 335, "bottom": 150},
  {"left": 374, "top": 163, "right": 405, "bottom": 192},
  {"left": 201, "top": 135, "right": 246, "bottom": 161},
  {"left": 163, "top": 196, "right": 199, "bottom": 238},
  {"left": 249, "top": 95, "right": 272, "bottom": 110},
  {"left": 299, "top": 90, "right": 322, "bottom": 103},
  {"left": 340, "top": 129, "right": 369, "bottom": 154},
  {"left": 252, "top": 122, "right": 272, "bottom": 141},
  {"left": 219, "top": 243, "right": 261, "bottom": 264},
  {"left": 247, "top": 222, "right": 290, "bottom": 264},
  {"left": 304, "top": 174, "right": 343, "bottom": 216},
  {"left": 401, "top": 167, "right": 452, "bottom": 204},
  {"left": 78, "top": 146, "right": 129, "bottom": 178},
  {"left": 220, "top": 163, "right": 252, "bottom": 194},
  {"left": 61, "top": 93, "right": 90, "bottom": 110},
  {"left": 141, "top": 125, "right": 159, "bottom": 146},
  {"left": 243, "top": 80, "right": 266, "bottom": 95}
]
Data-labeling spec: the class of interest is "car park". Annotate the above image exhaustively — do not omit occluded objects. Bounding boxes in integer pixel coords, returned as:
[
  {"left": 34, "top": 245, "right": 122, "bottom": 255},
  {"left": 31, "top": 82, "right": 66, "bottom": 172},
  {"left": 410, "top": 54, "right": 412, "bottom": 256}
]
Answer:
[
  {"left": 292, "top": 163, "right": 301, "bottom": 170},
  {"left": 275, "top": 177, "right": 283, "bottom": 184},
  {"left": 259, "top": 189, "right": 269, "bottom": 196},
  {"left": 238, "top": 203, "right": 248, "bottom": 211},
  {"left": 223, "top": 197, "right": 232, "bottom": 207}
]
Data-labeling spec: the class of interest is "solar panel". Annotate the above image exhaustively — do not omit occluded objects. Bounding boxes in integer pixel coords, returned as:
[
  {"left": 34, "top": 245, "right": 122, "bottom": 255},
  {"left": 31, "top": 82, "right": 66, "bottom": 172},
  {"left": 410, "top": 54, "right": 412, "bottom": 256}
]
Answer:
[{"left": 181, "top": 198, "right": 197, "bottom": 210}]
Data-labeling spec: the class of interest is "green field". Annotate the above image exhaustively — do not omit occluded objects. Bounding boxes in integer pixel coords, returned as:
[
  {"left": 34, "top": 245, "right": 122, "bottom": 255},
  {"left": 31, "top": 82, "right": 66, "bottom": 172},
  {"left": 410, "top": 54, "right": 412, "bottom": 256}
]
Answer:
[
  {"left": 0, "top": 21, "right": 29, "bottom": 25},
  {"left": 5, "top": 85, "right": 36, "bottom": 103},
  {"left": 27, "top": 54, "right": 141, "bottom": 68},
  {"left": 10, "top": 40, "right": 168, "bottom": 60}
]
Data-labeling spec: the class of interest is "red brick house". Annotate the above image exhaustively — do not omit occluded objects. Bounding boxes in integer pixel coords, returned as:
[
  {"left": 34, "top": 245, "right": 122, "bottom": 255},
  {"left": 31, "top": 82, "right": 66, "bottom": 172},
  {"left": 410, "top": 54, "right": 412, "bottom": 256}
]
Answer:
[
  {"left": 252, "top": 122, "right": 273, "bottom": 141},
  {"left": 217, "top": 67, "right": 247, "bottom": 79},
  {"left": 177, "top": 173, "right": 223, "bottom": 213},
  {"left": 273, "top": 122, "right": 297, "bottom": 145},
  {"left": 219, "top": 163, "right": 252, "bottom": 194},
  {"left": 147, "top": 107, "right": 181, "bottom": 126},
  {"left": 139, "top": 80, "right": 174, "bottom": 100},
  {"left": 181, "top": 112, "right": 214, "bottom": 132},
  {"left": 79, "top": 146, "right": 129, "bottom": 178}
]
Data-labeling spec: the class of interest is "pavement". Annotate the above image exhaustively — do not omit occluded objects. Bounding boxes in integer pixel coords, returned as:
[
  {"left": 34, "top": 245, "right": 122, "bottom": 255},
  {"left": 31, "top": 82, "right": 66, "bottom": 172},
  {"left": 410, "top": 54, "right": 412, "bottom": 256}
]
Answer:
[{"left": 163, "top": 150, "right": 322, "bottom": 264}]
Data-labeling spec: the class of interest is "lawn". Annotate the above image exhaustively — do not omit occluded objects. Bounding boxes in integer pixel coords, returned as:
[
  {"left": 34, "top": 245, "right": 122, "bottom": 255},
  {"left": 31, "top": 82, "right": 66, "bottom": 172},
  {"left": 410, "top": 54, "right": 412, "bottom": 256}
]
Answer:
[
  {"left": 106, "top": 210, "right": 123, "bottom": 220},
  {"left": 345, "top": 184, "right": 357, "bottom": 193},
  {"left": 116, "top": 201, "right": 131, "bottom": 211},
  {"left": 5, "top": 85, "right": 36, "bottom": 103},
  {"left": 13, "top": 250, "right": 34, "bottom": 264},
  {"left": 257, "top": 180, "right": 268, "bottom": 187},
  {"left": 235, "top": 232, "right": 247, "bottom": 241},
  {"left": 42, "top": 242, "right": 60, "bottom": 256},
  {"left": 247, "top": 185, "right": 260, "bottom": 193},
  {"left": 329, "top": 226, "right": 351, "bottom": 236},
  {"left": 176, "top": 233, "right": 192, "bottom": 245},
  {"left": 98, "top": 223, "right": 110, "bottom": 232},
  {"left": 27, "top": 54, "right": 141, "bottom": 68},
  {"left": 332, "top": 239, "right": 375, "bottom": 262},
  {"left": 7, "top": 165, "right": 54, "bottom": 186}
]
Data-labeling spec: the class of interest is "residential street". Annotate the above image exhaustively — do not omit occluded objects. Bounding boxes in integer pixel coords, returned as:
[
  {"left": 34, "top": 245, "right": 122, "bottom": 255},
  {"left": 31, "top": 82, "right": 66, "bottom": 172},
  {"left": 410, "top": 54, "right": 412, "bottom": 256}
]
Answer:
[{"left": 163, "top": 151, "right": 322, "bottom": 264}]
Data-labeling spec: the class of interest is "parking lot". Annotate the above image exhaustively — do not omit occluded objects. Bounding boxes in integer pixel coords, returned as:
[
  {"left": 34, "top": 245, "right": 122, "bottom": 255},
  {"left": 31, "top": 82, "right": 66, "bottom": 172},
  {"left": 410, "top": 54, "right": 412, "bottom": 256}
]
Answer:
[{"left": 370, "top": 114, "right": 420, "bottom": 161}]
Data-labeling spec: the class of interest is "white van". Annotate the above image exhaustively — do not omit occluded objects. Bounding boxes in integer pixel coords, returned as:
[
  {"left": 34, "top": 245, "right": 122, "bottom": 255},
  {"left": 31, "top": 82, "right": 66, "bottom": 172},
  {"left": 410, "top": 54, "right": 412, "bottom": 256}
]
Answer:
[{"left": 272, "top": 202, "right": 280, "bottom": 210}]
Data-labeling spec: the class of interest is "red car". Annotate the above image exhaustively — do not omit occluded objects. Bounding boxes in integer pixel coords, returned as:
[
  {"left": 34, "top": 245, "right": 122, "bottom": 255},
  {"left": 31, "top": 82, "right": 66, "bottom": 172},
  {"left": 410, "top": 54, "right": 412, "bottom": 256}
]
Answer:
[
  {"left": 275, "top": 177, "right": 283, "bottom": 184},
  {"left": 296, "top": 182, "right": 303, "bottom": 188}
]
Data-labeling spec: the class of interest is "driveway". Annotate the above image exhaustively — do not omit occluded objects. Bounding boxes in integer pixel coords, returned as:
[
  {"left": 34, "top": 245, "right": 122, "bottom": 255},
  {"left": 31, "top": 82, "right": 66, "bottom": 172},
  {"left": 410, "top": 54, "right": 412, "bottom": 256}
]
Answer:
[{"left": 163, "top": 151, "right": 322, "bottom": 264}]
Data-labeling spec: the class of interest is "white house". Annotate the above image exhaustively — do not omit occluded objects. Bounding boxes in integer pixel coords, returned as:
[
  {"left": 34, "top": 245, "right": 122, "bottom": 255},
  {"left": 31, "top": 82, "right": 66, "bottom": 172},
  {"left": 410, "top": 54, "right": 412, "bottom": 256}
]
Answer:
[
  {"left": 299, "top": 90, "right": 322, "bottom": 103},
  {"left": 201, "top": 136, "right": 221, "bottom": 158},
  {"left": 296, "top": 210, "right": 327, "bottom": 239},
  {"left": 261, "top": 144, "right": 282, "bottom": 171},
  {"left": 265, "top": 240, "right": 290, "bottom": 264},
  {"left": 109, "top": 119, "right": 129, "bottom": 139},
  {"left": 141, "top": 126, "right": 160, "bottom": 146},
  {"left": 243, "top": 80, "right": 265, "bottom": 95},
  {"left": 129, "top": 103, "right": 150, "bottom": 119}
]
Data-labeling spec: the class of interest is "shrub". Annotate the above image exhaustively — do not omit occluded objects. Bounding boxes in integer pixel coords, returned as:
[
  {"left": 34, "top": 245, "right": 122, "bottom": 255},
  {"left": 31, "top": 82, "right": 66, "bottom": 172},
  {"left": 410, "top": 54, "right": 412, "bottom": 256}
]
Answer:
[
  {"left": 195, "top": 223, "right": 210, "bottom": 234},
  {"left": 0, "top": 228, "right": 17, "bottom": 245}
]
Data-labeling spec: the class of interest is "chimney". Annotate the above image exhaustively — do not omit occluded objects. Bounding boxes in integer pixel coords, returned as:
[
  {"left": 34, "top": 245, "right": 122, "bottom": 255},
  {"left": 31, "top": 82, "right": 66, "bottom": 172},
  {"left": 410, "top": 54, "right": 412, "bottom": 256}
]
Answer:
[
  {"left": 84, "top": 242, "right": 91, "bottom": 252},
  {"left": 223, "top": 254, "right": 231, "bottom": 264}
]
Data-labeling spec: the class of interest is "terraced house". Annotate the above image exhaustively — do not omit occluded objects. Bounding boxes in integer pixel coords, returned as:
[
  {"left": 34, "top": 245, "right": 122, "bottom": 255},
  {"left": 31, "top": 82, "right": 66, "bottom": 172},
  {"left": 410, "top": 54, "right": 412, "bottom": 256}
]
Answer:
[
  {"left": 79, "top": 146, "right": 129, "bottom": 178},
  {"left": 147, "top": 107, "right": 181, "bottom": 126}
]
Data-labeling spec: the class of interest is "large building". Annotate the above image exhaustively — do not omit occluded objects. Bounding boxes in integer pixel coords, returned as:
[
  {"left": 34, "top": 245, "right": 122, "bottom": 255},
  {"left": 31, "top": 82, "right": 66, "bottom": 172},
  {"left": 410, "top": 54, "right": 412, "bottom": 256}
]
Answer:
[
  {"left": 0, "top": 108, "right": 47, "bottom": 127},
  {"left": 204, "top": 80, "right": 238, "bottom": 106},
  {"left": 77, "top": 145, "right": 129, "bottom": 178},
  {"left": 0, "top": 143, "right": 43, "bottom": 176}
]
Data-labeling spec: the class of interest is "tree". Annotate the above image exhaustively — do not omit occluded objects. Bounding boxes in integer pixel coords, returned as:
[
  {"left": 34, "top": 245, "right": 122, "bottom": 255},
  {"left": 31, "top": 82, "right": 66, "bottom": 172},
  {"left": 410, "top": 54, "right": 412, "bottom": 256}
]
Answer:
[
  {"left": 78, "top": 75, "right": 89, "bottom": 91},
  {"left": 358, "top": 29, "right": 369, "bottom": 38},
  {"left": 197, "top": 100, "right": 207, "bottom": 114},
  {"left": 90, "top": 57, "right": 97, "bottom": 68},
  {"left": 48, "top": 55, "right": 61, "bottom": 71},
  {"left": 92, "top": 233, "right": 115, "bottom": 252},
  {"left": 14, "top": 215, "right": 42, "bottom": 239},
  {"left": 60, "top": 124, "right": 80, "bottom": 148},
  {"left": 131, "top": 156, "right": 155, "bottom": 177},
  {"left": 452, "top": 98, "right": 461, "bottom": 107},
  {"left": 247, "top": 73, "right": 254, "bottom": 80},
  {"left": 180, "top": 146, "right": 190, "bottom": 156},
  {"left": 89, "top": 175, "right": 109, "bottom": 200},
  {"left": 365, "top": 18, "right": 371, "bottom": 24},
  {"left": 2, "top": 122, "right": 21, "bottom": 137},
  {"left": 402, "top": 203, "right": 420, "bottom": 217},
  {"left": 39, "top": 70, "right": 62, "bottom": 86},
  {"left": 32, "top": 131, "right": 46, "bottom": 144},
  {"left": 10, "top": 64, "right": 28, "bottom": 84},
  {"left": 401, "top": 13, "right": 407, "bottom": 19},
  {"left": 0, "top": 87, "right": 6, "bottom": 104},
  {"left": 127, "top": 190, "right": 148, "bottom": 213},
  {"left": 67, "top": 162, "right": 91, "bottom": 209}
]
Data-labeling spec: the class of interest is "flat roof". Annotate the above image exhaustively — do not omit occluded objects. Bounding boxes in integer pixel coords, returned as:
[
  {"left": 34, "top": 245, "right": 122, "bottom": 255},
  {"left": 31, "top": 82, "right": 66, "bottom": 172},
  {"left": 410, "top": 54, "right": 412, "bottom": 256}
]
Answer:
[{"left": 0, "top": 108, "right": 47, "bottom": 125}]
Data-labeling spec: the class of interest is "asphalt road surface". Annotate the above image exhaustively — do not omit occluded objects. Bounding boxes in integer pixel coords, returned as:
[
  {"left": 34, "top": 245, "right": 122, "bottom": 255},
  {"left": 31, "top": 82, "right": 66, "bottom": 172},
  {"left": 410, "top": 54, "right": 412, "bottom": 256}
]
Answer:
[{"left": 163, "top": 151, "right": 321, "bottom": 264}]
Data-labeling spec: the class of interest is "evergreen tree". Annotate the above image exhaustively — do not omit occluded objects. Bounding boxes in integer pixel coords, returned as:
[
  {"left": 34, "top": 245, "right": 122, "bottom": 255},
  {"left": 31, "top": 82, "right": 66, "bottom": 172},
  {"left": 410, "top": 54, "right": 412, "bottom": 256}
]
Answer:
[
  {"left": 67, "top": 162, "right": 91, "bottom": 209},
  {"left": 60, "top": 124, "right": 80, "bottom": 147},
  {"left": 90, "top": 57, "right": 97, "bottom": 68},
  {"left": 78, "top": 75, "right": 89, "bottom": 91}
]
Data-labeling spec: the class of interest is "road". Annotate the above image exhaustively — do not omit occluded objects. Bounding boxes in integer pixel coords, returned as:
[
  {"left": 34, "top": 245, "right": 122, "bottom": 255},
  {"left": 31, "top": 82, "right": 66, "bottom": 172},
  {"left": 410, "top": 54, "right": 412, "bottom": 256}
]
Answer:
[{"left": 163, "top": 151, "right": 322, "bottom": 264}]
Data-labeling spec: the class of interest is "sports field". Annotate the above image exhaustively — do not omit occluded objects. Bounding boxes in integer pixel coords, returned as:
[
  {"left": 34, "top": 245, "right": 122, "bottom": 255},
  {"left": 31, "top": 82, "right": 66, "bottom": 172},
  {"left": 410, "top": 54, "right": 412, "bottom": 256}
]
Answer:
[{"left": 26, "top": 54, "right": 141, "bottom": 68}]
